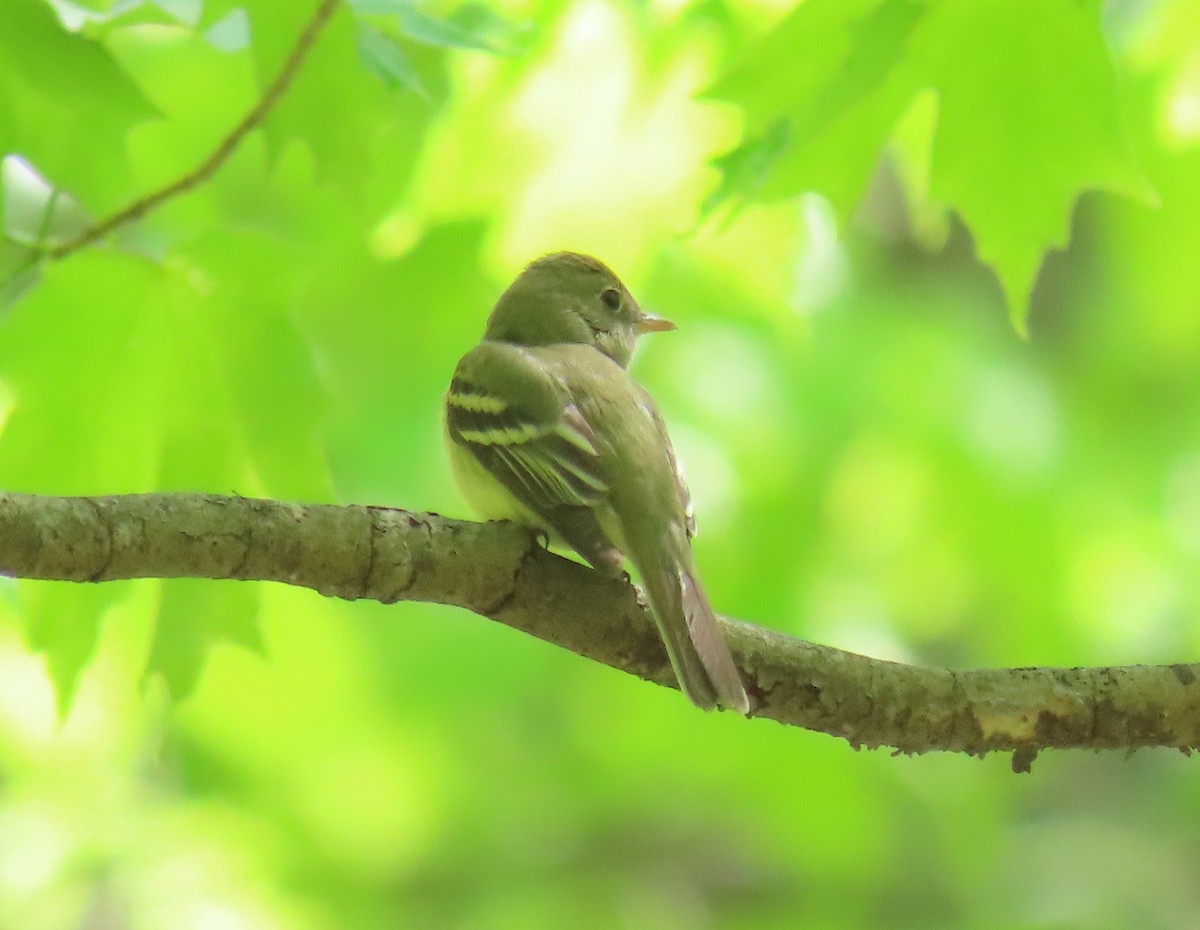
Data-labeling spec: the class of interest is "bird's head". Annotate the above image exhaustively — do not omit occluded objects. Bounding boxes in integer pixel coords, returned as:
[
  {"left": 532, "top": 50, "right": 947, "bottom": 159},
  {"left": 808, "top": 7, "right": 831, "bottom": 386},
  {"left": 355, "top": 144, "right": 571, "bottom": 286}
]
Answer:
[{"left": 483, "top": 252, "right": 675, "bottom": 368}]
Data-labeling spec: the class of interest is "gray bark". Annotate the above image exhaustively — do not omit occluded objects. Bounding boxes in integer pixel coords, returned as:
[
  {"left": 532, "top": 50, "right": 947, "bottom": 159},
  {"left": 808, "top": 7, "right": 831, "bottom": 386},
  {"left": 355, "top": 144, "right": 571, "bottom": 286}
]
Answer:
[{"left": 2, "top": 491, "right": 1198, "bottom": 771}]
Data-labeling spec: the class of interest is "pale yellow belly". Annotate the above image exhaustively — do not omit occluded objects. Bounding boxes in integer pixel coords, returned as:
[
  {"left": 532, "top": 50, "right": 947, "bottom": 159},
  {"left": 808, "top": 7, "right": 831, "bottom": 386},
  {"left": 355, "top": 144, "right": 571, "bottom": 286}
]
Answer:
[
  {"left": 444, "top": 422, "right": 629, "bottom": 561},
  {"left": 445, "top": 424, "right": 547, "bottom": 529}
]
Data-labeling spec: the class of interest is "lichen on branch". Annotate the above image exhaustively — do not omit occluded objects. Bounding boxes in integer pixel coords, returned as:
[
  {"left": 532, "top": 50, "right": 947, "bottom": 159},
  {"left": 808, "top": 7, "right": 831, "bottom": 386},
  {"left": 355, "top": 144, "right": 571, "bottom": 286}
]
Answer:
[{"left": 2, "top": 491, "right": 1199, "bottom": 769}]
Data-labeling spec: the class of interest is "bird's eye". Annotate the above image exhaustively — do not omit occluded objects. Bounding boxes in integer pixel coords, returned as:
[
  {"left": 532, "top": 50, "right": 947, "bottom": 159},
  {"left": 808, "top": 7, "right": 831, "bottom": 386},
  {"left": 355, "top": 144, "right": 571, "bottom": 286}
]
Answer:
[{"left": 600, "top": 288, "right": 622, "bottom": 311}]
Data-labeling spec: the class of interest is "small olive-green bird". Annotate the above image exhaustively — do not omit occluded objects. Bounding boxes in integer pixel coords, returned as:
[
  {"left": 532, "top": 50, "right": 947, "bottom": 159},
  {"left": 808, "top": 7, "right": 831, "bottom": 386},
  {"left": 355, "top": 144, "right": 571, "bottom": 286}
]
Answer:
[{"left": 445, "top": 252, "right": 750, "bottom": 713}]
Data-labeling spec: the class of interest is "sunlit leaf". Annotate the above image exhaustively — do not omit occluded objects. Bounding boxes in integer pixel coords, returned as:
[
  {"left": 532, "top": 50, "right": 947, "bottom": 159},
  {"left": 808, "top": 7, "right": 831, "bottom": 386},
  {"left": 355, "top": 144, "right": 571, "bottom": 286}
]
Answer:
[
  {"left": 915, "top": 0, "right": 1153, "bottom": 331},
  {"left": 1, "top": 156, "right": 91, "bottom": 246},
  {"left": 21, "top": 583, "right": 122, "bottom": 713},
  {"left": 239, "top": 2, "right": 440, "bottom": 197},
  {"left": 0, "top": 252, "right": 165, "bottom": 495},
  {"left": 0, "top": 239, "right": 41, "bottom": 310},
  {"left": 708, "top": 0, "right": 1151, "bottom": 327},
  {"left": 349, "top": 0, "right": 409, "bottom": 13},
  {"left": 0, "top": 0, "right": 157, "bottom": 211},
  {"left": 400, "top": 7, "right": 496, "bottom": 52},
  {"left": 702, "top": 118, "right": 790, "bottom": 220},
  {"left": 154, "top": 0, "right": 202, "bottom": 22},
  {"left": 0, "top": 235, "right": 329, "bottom": 702},
  {"left": 708, "top": 0, "right": 925, "bottom": 222},
  {"left": 195, "top": 0, "right": 241, "bottom": 27},
  {"left": 357, "top": 20, "right": 429, "bottom": 95},
  {"left": 359, "top": 3, "right": 502, "bottom": 54},
  {"left": 203, "top": 7, "right": 250, "bottom": 51},
  {"left": 52, "top": 0, "right": 122, "bottom": 15},
  {"left": 148, "top": 579, "right": 262, "bottom": 699},
  {"left": 66, "top": 0, "right": 192, "bottom": 35},
  {"left": 448, "top": 2, "right": 532, "bottom": 55},
  {"left": 178, "top": 230, "right": 334, "bottom": 500}
]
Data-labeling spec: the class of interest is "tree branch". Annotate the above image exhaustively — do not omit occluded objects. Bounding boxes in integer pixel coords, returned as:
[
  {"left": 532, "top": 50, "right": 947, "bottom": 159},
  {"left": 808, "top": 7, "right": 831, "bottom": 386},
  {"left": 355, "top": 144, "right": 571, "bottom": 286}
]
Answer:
[
  {"left": 1, "top": 491, "right": 1198, "bottom": 770},
  {"left": 46, "top": 0, "right": 343, "bottom": 261}
]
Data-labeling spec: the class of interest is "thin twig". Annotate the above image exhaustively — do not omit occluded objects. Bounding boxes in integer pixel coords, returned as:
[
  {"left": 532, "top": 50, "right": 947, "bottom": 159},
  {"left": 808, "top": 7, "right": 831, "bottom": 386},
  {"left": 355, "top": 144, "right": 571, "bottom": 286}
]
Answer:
[{"left": 46, "top": 0, "right": 343, "bottom": 261}]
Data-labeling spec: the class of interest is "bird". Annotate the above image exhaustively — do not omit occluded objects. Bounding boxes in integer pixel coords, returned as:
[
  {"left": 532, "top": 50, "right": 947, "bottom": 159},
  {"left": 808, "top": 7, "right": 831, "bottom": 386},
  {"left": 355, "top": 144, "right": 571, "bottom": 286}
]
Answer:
[{"left": 444, "top": 251, "right": 750, "bottom": 714}]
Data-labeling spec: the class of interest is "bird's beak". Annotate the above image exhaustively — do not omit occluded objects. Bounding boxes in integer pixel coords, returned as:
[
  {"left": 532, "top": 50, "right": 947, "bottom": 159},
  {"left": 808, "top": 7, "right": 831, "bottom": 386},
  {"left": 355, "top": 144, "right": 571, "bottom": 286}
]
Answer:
[{"left": 634, "top": 312, "right": 677, "bottom": 334}]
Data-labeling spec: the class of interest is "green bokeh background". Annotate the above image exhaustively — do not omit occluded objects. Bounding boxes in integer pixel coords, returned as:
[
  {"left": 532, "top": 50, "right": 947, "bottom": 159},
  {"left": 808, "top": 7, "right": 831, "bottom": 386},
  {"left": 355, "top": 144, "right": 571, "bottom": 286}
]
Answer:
[{"left": 2, "top": 0, "right": 1200, "bottom": 927}]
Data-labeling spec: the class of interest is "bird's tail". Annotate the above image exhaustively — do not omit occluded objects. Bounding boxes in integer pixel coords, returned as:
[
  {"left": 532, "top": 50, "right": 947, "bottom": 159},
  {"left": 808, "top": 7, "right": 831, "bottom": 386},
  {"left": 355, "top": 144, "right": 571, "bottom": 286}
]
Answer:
[{"left": 639, "top": 556, "right": 751, "bottom": 714}]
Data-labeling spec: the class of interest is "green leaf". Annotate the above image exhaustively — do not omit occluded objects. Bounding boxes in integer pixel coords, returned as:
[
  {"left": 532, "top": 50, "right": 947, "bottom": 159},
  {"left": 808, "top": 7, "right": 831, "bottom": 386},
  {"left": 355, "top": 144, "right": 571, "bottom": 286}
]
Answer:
[
  {"left": 147, "top": 579, "right": 262, "bottom": 700},
  {"left": 708, "top": 0, "right": 890, "bottom": 134},
  {"left": 394, "top": 6, "right": 497, "bottom": 53},
  {"left": 356, "top": 1, "right": 501, "bottom": 54},
  {"left": 66, "top": 0, "right": 193, "bottom": 35},
  {"left": 349, "top": 0, "right": 408, "bottom": 13},
  {"left": 153, "top": 0, "right": 202, "bottom": 23},
  {"left": 446, "top": 3, "right": 532, "bottom": 55},
  {"left": 702, "top": 118, "right": 791, "bottom": 220},
  {"left": 1, "top": 156, "right": 92, "bottom": 247},
  {"left": 236, "top": 1, "right": 438, "bottom": 197},
  {"left": 203, "top": 7, "right": 249, "bottom": 51},
  {"left": 53, "top": 0, "right": 122, "bottom": 14},
  {"left": 295, "top": 220, "right": 493, "bottom": 504},
  {"left": 196, "top": 0, "right": 241, "bottom": 28},
  {"left": 102, "top": 18, "right": 261, "bottom": 220},
  {"left": 0, "top": 239, "right": 41, "bottom": 310},
  {"left": 177, "top": 230, "right": 334, "bottom": 500},
  {"left": 707, "top": 0, "right": 924, "bottom": 220},
  {"left": 708, "top": 0, "right": 1152, "bottom": 329},
  {"left": 0, "top": 255, "right": 150, "bottom": 699},
  {"left": 357, "top": 21, "right": 429, "bottom": 95},
  {"left": 0, "top": 238, "right": 329, "bottom": 704},
  {"left": 0, "top": 252, "right": 165, "bottom": 495},
  {"left": 21, "top": 583, "right": 122, "bottom": 714},
  {"left": 914, "top": 0, "right": 1153, "bottom": 331},
  {"left": 0, "top": 0, "right": 158, "bottom": 212}
]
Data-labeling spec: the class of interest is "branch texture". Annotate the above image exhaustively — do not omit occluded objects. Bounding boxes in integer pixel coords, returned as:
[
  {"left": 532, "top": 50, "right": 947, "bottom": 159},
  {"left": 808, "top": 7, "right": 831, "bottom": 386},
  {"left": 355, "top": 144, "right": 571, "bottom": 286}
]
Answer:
[{"left": 2, "top": 491, "right": 1198, "bottom": 768}]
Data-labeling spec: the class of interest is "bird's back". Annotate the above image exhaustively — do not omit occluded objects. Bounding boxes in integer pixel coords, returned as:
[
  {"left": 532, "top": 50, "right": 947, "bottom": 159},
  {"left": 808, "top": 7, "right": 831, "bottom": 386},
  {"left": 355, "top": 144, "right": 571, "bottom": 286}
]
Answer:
[{"left": 530, "top": 344, "right": 684, "bottom": 530}]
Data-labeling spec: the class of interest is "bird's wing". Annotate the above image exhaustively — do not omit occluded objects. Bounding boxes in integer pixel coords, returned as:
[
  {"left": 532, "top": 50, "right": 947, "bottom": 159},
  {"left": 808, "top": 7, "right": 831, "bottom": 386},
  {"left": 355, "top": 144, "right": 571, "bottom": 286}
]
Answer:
[
  {"left": 637, "top": 384, "right": 696, "bottom": 537},
  {"left": 447, "top": 343, "right": 607, "bottom": 509},
  {"left": 447, "top": 343, "right": 621, "bottom": 574}
]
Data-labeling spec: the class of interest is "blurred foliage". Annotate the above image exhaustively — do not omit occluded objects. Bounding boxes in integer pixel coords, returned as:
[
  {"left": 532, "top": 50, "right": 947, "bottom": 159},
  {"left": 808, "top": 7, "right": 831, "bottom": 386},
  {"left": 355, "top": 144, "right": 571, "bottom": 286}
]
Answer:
[
  {"left": 2, "top": 0, "right": 1200, "bottom": 927},
  {"left": 706, "top": 0, "right": 1155, "bottom": 327}
]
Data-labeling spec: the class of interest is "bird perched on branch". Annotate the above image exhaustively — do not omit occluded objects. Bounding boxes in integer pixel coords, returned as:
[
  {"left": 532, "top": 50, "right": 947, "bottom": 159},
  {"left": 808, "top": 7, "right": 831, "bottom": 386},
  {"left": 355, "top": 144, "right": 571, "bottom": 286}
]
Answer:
[{"left": 444, "top": 252, "right": 749, "bottom": 714}]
